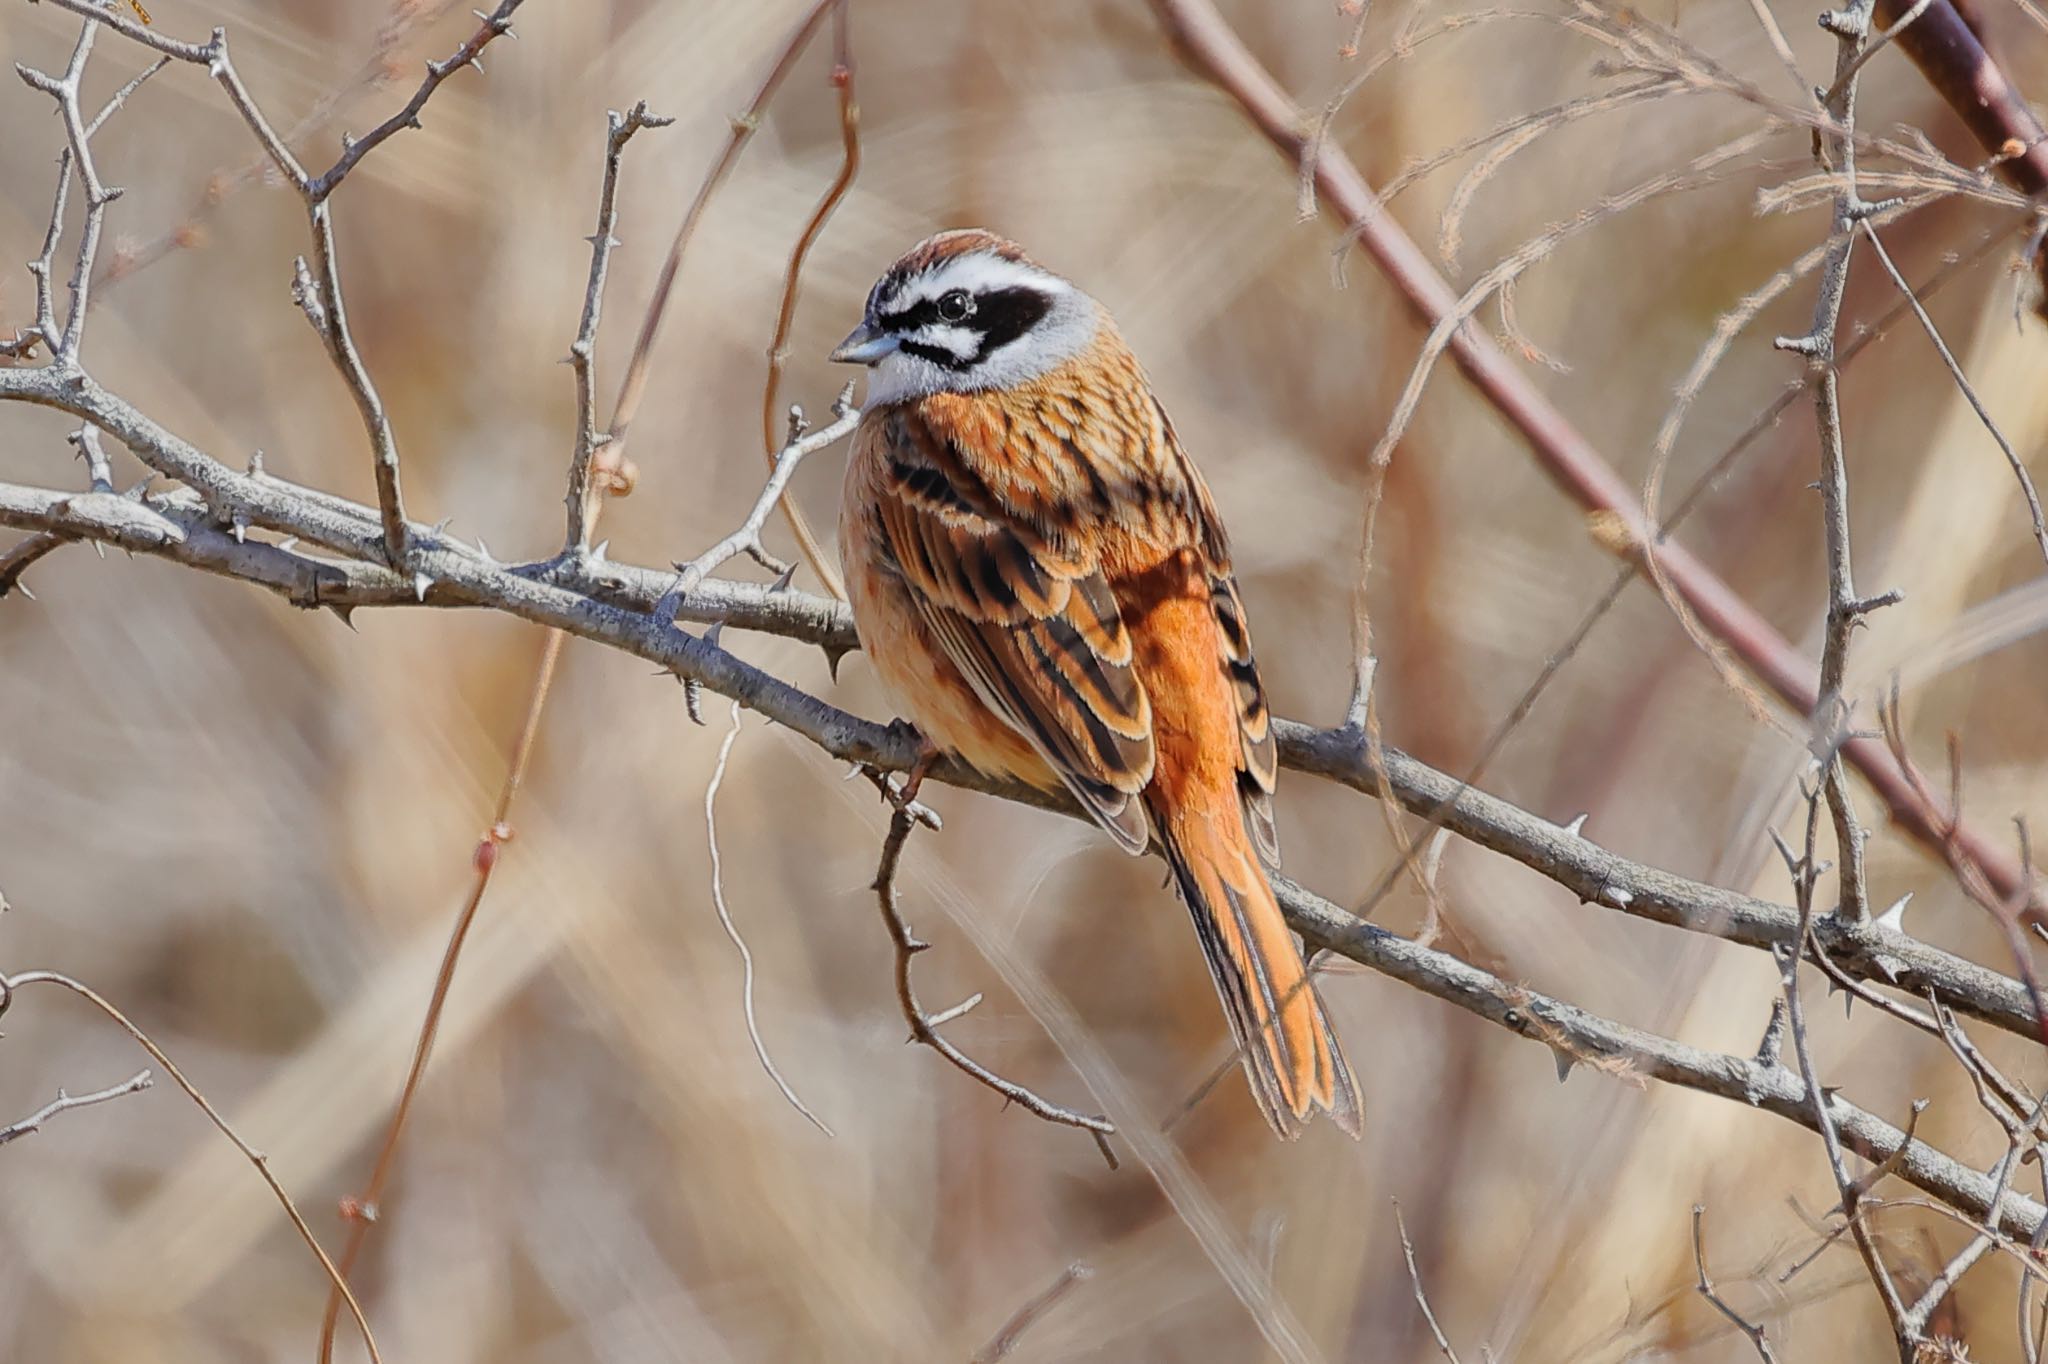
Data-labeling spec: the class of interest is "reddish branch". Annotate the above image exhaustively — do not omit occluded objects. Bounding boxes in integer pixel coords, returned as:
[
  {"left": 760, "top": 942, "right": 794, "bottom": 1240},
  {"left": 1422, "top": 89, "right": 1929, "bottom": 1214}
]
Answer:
[
  {"left": 1874, "top": 0, "right": 2048, "bottom": 313},
  {"left": 1146, "top": 0, "right": 2040, "bottom": 910}
]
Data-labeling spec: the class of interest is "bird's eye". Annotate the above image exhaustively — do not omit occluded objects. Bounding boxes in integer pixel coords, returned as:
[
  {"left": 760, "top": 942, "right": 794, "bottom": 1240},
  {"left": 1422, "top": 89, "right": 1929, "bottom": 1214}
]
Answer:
[{"left": 936, "top": 290, "right": 974, "bottom": 322}]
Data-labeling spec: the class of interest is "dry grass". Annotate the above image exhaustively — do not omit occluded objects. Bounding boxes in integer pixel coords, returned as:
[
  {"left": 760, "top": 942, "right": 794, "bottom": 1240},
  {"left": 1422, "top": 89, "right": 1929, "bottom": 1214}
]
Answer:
[{"left": 5, "top": 0, "right": 2048, "bottom": 1359}]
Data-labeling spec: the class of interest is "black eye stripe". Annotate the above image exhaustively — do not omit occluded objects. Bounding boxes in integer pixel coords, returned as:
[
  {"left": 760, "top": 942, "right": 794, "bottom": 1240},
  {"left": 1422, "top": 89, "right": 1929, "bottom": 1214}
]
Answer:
[
  {"left": 969, "top": 286, "right": 1052, "bottom": 354},
  {"left": 877, "top": 285, "right": 1052, "bottom": 352}
]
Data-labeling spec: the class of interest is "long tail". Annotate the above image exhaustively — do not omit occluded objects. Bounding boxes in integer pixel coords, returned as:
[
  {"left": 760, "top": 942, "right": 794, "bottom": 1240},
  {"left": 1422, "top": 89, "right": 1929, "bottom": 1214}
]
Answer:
[{"left": 1157, "top": 816, "right": 1362, "bottom": 1140}]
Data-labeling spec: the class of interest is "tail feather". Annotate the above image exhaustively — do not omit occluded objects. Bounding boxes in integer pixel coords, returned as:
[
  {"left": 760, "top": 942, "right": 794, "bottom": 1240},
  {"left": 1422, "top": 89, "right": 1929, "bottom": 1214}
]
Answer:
[{"left": 1160, "top": 822, "right": 1362, "bottom": 1140}]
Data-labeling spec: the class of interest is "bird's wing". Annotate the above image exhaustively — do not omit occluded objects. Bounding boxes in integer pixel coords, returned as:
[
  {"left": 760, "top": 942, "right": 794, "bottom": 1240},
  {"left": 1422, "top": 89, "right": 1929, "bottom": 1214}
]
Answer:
[
  {"left": 866, "top": 404, "right": 1155, "bottom": 852},
  {"left": 1208, "top": 570, "right": 1281, "bottom": 866}
]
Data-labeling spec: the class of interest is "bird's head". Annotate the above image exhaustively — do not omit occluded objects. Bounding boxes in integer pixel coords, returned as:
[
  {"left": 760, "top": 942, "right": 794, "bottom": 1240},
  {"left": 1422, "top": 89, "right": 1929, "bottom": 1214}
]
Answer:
[{"left": 831, "top": 229, "right": 1100, "bottom": 405}]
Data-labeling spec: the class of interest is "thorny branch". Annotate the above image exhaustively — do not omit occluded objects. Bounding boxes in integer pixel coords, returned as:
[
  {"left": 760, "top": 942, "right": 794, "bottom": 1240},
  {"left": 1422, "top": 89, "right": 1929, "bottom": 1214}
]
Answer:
[
  {"left": 662, "top": 387, "right": 860, "bottom": 609},
  {"left": 871, "top": 799, "right": 1119, "bottom": 1162},
  {"left": 1772, "top": 0, "right": 1890, "bottom": 925},
  {"left": 28, "top": 0, "right": 524, "bottom": 569},
  {"left": 1774, "top": 761, "right": 1913, "bottom": 1352},
  {"left": 563, "top": 100, "right": 674, "bottom": 555}
]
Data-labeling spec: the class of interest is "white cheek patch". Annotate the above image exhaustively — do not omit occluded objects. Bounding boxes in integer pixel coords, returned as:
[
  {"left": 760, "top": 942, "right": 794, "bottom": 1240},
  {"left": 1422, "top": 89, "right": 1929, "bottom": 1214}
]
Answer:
[
  {"left": 906, "top": 322, "right": 979, "bottom": 358},
  {"left": 864, "top": 349, "right": 955, "bottom": 408}
]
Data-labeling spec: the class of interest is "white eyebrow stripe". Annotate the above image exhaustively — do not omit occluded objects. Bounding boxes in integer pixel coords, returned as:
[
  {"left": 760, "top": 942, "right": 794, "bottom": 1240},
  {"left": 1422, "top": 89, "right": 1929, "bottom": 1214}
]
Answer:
[{"left": 886, "top": 254, "right": 1068, "bottom": 312}]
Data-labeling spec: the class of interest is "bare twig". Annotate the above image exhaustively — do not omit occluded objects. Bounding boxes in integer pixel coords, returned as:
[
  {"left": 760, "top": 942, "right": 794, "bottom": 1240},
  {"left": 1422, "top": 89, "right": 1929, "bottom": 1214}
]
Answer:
[
  {"left": 1772, "top": 0, "right": 1891, "bottom": 924},
  {"left": 1859, "top": 221, "right": 2048, "bottom": 565},
  {"left": 564, "top": 101, "right": 674, "bottom": 555},
  {"left": 1693, "top": 1204, "right": 1781, "bottom": 1363},
  {"left": 1, "top": 46, "right": 164, "bottom": 360},
  {"left": 1775, "top": 742, "right": 1914, "bottom": 1353},
  {"left": 0, "top": 969, "right": 379, "bottom": 1361},
  {"left": 1396, "top": 1201, "right": 1463, "bottom": 1363},
  {"left": 870, "top": 804, "right": 1117, "bottom": 1158},
  {"left": 0, "top": 1067, "right": 152, "bottom": 1145},
  {"left": 305, "top": 1, "right": 524, "bottom": 201},
  {"left": 14, "top": 18, "right": 122, "bottom": 367},
  {"left": 969, "top": 1262, "right": 1095, "bottom": 1364},
  {"left": 704, "top": 699, "right": 833, "bottom": 1134},
  {"left": 661, "top": 389, "right": 860, "bottom": 611}
]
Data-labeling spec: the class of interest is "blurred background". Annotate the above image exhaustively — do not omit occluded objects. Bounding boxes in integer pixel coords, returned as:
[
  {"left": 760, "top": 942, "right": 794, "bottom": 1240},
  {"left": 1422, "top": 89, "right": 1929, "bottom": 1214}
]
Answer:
[{"left": 5, "top": 0, "right": 2048, "bottom": 1359}]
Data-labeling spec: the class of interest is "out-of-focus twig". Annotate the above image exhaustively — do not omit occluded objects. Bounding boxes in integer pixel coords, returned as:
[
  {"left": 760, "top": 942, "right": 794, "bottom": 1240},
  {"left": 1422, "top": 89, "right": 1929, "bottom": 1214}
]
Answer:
[
  {"left": 1870, "top": 0, "right": 2048, "bottom": 314},
  {"left": 0, "top": 1067, "right": 152, "bottom": 1145},
  {"left": 758, "top": 0, "right": 859, "bottom": 600},
  {"left": 0, "top": 968, "right": 380, "bottom": 1362},
  {"left": 969, "top": 1261, "right": 1094, "bottom": 1364},
  {"left": 602, "top": 0, "right": 837, "bottom": 477},
  {"left": 1692, "top": 1205, "right": 1780, "bottom": 1363},
  {"left": 1396, "top": 1201, "right": 1464, "bottom": 1363},
  {"left": 1860, "top": 222, "right": 2048, "bottom": 565},
  {"left": 704, "top": 699, "right": 834, "bottom": 1134}
]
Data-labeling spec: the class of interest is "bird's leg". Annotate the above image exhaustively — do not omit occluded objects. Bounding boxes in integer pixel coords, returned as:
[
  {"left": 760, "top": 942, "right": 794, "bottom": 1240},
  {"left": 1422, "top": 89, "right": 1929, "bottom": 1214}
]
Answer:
[
  {"left": 857, "top": 726, "right": 944, "bottom": 830},
  {"left": 898, "top": 735, "right": 941, "bottom": 805}
]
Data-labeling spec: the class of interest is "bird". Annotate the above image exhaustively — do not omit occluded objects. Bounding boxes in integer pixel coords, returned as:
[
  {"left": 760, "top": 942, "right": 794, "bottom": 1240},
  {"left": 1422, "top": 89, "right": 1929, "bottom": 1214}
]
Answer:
[{"left": 830, "top": 228, "right": 1360, "bottom": 1139}]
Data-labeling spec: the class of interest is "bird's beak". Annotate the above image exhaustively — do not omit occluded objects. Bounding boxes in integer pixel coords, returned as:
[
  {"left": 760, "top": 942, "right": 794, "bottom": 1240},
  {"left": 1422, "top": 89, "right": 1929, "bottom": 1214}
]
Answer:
[{"left": 830, "top": 321, "right": 899, "bottom": 365}]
